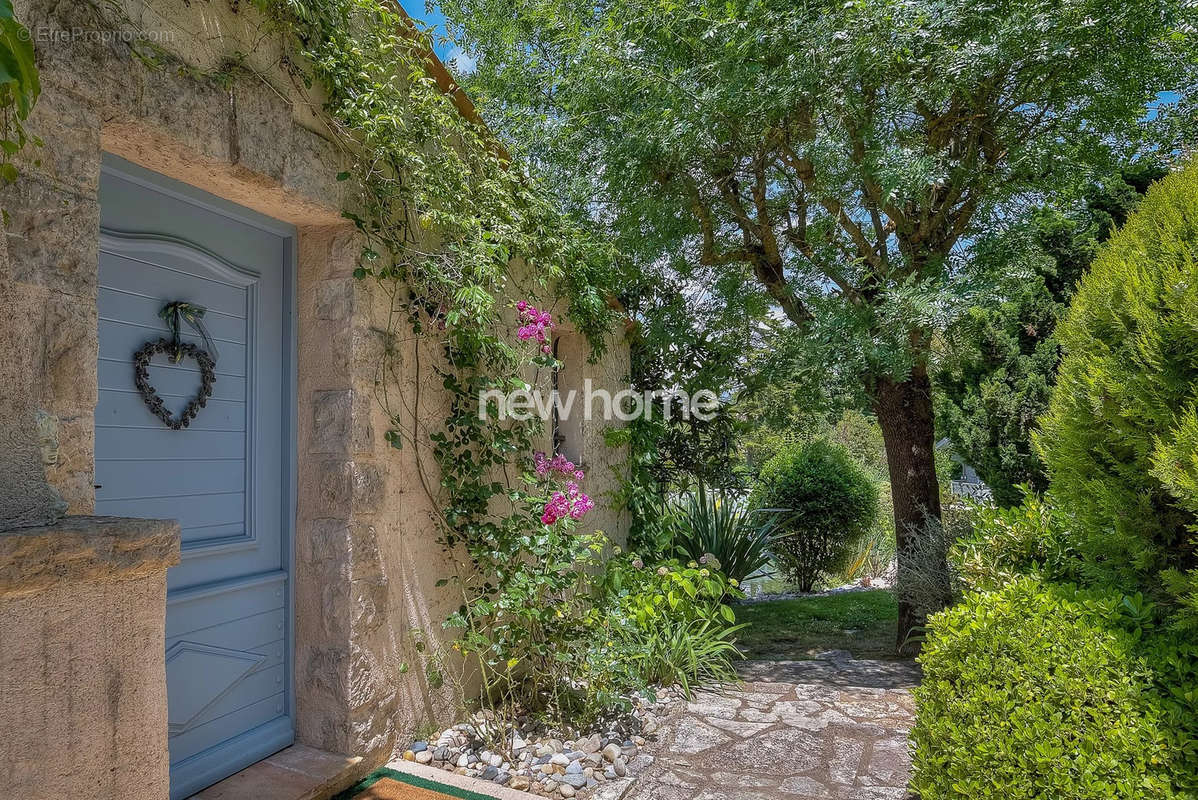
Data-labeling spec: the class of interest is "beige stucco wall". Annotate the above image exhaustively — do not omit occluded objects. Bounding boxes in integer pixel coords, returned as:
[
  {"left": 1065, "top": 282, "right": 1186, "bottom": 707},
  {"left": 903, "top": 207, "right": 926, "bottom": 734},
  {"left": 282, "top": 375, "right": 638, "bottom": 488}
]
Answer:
[
  {"left": 0, "top": 0, "right": 631, "bottom": 782},
  {"left": 0, "top": 517, "right": 180, "bottom": 800},
  {"left": 550, "top": 323, "right": 632, "bottom": 547}
]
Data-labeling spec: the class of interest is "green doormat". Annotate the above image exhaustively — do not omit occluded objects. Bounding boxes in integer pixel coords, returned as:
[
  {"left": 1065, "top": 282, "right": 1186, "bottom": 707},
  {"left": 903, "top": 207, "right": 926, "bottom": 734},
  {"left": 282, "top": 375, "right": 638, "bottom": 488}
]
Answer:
[{"left": 333, "top": 767, "right": 502, "bottom": 800}]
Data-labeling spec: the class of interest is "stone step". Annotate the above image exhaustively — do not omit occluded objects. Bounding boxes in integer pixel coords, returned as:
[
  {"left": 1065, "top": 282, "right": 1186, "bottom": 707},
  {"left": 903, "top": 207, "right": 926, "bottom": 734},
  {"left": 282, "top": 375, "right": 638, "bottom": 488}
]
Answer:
[{"left": 189, "top": 744, "right": 369, "bottom": 800}]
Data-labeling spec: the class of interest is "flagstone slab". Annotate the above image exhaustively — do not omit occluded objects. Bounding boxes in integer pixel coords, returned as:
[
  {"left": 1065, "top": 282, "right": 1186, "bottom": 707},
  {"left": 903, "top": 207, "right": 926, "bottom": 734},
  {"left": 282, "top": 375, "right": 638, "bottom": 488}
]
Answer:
[{"left": 602, "top": 656, "right": 919, "bottom": 800}]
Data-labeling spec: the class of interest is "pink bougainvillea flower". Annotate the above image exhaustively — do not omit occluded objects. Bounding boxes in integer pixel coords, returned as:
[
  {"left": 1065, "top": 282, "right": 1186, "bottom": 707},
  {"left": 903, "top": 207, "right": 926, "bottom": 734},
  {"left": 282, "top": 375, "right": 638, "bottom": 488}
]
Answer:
[
  {"left": 533, "top": 452, "right": 586, "bottom": 483},
  {"left": 516, "top": 301, "right": 555, "bottom": 344},
  {"left": 541, "top": 490, "right": 571, "bottom": 525},
  {"left": 569, "top": 492, "right": 594, "bottom": 520},
  {"left": 540, "top": 482, "right": 594, "bottom": 525}
]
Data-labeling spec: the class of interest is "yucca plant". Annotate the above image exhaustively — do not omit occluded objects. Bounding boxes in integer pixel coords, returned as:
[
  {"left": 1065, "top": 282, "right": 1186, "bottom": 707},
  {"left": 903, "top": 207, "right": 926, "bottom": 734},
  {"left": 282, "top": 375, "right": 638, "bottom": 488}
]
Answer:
[{"left": 672, "top": 483, "right": 777, "bottom": 584}]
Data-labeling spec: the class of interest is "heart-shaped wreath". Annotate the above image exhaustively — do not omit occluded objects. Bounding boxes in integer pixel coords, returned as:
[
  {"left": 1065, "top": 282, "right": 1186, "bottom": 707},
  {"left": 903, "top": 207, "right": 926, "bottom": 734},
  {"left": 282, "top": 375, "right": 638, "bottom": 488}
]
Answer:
[{"left": 133, "top": 338, "right": 217, "bottom": 430}]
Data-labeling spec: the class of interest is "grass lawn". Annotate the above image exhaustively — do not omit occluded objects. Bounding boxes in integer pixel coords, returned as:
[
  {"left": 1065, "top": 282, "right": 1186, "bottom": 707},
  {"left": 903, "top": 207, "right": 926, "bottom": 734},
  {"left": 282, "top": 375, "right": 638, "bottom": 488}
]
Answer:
[{"left": 733, "top": 589, "right": 902, "bottom": 660}]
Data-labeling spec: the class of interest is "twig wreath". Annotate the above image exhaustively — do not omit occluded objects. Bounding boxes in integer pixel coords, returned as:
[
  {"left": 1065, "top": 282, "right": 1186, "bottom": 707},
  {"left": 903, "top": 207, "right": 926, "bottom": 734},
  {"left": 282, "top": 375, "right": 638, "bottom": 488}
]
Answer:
[{"left": 133, "top": 302, "right": 219, "bottom": 430}]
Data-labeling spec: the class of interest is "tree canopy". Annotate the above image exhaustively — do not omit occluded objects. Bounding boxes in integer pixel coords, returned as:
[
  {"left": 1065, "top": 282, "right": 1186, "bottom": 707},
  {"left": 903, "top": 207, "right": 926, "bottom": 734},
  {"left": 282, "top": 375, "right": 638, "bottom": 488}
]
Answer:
[
  {"left": 442, "top": 0, "right": 1193, "bottom": 639},
  {"left": 446, "top": 0, "right": 1186, "bottom": 382}
]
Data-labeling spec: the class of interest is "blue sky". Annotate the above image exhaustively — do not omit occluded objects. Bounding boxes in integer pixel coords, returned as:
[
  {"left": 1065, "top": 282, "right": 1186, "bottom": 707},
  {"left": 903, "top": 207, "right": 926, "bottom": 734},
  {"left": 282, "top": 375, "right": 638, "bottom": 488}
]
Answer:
[{"left": 400, "top": 1, "right": 475, "bottom": 69}]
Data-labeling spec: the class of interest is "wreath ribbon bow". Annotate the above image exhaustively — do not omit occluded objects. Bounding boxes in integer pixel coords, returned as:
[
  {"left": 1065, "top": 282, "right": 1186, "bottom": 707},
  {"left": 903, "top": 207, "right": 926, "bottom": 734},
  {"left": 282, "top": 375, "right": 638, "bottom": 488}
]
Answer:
[{"left": 159, "top": 301, "right": 220, "bottom": 364}]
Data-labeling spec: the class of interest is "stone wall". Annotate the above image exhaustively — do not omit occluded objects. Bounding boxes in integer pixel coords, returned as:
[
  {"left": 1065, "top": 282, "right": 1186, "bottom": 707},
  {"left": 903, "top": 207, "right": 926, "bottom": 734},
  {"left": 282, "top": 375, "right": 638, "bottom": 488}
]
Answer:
[
  {"left": 0, "top": 516, "right": 180, "bottom": 800},
  {"left": 0, "top": 0, "right": 631, "bottom": 778}
]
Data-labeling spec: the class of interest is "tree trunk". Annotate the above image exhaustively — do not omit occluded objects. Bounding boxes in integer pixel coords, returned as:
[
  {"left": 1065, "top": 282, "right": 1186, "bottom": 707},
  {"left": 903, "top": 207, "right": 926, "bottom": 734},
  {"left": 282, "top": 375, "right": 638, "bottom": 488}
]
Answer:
[{"left": 872, "top": 366, "right": 952, "bottom": 652}]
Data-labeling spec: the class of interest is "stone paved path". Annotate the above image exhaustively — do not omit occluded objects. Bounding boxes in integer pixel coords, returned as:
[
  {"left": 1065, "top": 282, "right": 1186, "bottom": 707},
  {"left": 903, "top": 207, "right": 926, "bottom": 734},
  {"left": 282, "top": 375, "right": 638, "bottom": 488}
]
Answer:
[{"left": 594, "top": 654, "right": 920, "bottom": 800}]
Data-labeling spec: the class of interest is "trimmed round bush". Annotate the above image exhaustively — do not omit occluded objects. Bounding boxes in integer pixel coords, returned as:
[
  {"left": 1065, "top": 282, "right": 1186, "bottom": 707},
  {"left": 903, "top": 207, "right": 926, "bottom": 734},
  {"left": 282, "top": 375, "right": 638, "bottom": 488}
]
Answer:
[
  {"left": 911, "top": 578, "right": 1179, "bottom": 800},
  {"left": 1037, "top": 165, "right": 1198, "bottom": 594},
  {"left": 750, "top": 439, "right": 878, "bottom": 592}
]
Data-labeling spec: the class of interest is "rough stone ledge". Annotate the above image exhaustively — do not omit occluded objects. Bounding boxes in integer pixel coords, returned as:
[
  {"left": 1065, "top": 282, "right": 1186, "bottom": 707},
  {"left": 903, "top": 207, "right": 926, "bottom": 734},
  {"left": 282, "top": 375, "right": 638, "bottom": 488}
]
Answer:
[{"left": 0, "top": 515, "right": 181, "bottom": 597}]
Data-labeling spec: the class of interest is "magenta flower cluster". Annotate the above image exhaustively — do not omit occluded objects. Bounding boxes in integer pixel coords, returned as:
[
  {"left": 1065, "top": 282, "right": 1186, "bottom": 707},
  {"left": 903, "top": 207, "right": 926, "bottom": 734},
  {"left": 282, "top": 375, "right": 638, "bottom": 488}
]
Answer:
[
  {"left": 533, "top": 451, "right": 586, "bottom": 481},
  {"left": 541, "top": 481, "right": 596, "bottom": 526},
  {"left": 518, "top": 300, "right": 589, "bottom": 525},
  {"left": 516, "top": 300, "right": 555, "bottom": 355},
  {"left": 534, "top": 451, "right": 595, "bottom": 525}
]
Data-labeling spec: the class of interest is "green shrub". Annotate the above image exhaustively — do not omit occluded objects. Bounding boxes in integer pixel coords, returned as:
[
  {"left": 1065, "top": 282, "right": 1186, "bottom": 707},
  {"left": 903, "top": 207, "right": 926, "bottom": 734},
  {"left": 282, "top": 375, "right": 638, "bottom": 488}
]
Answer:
[
  {"left": 599, "top": 555, "right": 742, "bottom": 696},
  {"left": 950, "top": 493, "right": 1084, "bottom": 592},
  {"left": 1141, "top": 634, "right": 1198, "bottom": 795},
  {"left": 624, "top": 616, "right": 742, "bottom": 697},
  {"left": 671, "top": 483, "right": 776, "bottom": 584},
  {"left": 750, "top": 439, "right": 879, "bottom": 592},
  {"left": 1037, "top": 164, "right": 1198, "bottom": 619},
  {"left": 912, "top": 578, "right": 1183, "bottom": 800}
]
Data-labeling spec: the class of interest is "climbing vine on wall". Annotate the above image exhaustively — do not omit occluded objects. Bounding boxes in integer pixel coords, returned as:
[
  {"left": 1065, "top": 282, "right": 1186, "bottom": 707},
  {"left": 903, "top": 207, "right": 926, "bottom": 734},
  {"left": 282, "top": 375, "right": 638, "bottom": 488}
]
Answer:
[
  {"left": 251, "top": 0, "right": 623, "bottom": 719},
  {"left": 0, "top": 0, "right": 40, "bottom": 210}
]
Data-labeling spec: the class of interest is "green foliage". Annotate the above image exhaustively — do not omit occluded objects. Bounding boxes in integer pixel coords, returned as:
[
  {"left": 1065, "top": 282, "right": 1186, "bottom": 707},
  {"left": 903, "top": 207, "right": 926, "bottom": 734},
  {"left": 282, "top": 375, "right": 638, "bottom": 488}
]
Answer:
[
  {"left": 736, "top": 409, "right": 897, "bottom": 588},
  {"left": 912, "top": 578, "right": 1185, "bottom": 800},
  {"left": 1140, "top": 634, "right": 1198, "bottom": 794},
  {"left": 1037, "top": 164, "right": 1198, "bottom": 626},
  {"left": 605, "top": 555, "right": 739, "bottom": 628},
  {"left": 626, "top": 617, "right": 742, "bottom": 697},
  {"left": 750, "top": 440, "right": 879, "bottom": 592},
  {"left": 0, "top": 0, "right": 39, "bottom": 192},
  {"left": 935, "top": 274, "right": 1062, "bottom": 505},
  {"left": 444, "top": 0, "right": 1186, "bottom": 378},
  {"left": 623, "top": 280, "right": 756, "bottom": 492},
  {"left": 670, "top": 484, "right": 776, "bottom": 584},
  {"left": 935, "top": 165, "right": 1165, "bottom": 506},
  {"left": 950, "top": 494, "right": 1084, "bottom": 593},
  {"left": 825, "top": 411, "right": 890, "bottom": 484},
  {"left": 823, "top": 411, "right": 898, "bottom": 586},
  {"left": 601, "top": 555, "right": 742, "bottom": 697},
  {"left": 838, "top": 521, "right": 897, "bottom": 586},
  {"left": 607, "top": 418, "right": 680, "bottom": 560},
  {"left": 442, "top": 485, "right": 611, "bottom": 723},
  {"left": 735, "top": 349, "right": 868, "bottom": 482}
]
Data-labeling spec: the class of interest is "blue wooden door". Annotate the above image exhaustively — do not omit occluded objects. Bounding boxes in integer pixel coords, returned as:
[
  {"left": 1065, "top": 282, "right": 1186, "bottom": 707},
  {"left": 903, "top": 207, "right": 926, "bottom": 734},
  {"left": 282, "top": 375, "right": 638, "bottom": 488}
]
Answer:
[{"left": 94, "top": 156, "right": 296, "bottom": 799}]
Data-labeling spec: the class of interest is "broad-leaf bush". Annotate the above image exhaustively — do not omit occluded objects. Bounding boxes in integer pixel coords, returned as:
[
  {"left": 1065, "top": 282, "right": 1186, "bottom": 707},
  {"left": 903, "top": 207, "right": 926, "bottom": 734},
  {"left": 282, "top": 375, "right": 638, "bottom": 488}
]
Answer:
[
  {"left": 600, "top": 555, "right": 742, "bottom": 696},
  {"left": 1141, "top": 635, "right": 1198, "bottom": 795},
  {"left": 949, "top": 493, "right": 1084, "bottom": 592},
  {"left": 750, "top": 439, "right": 879, "bottom": 592},
  {"left": 911, "top": 578, "right": 1188, "bottom": 800},
  {"left": 1038, "top": 165, "right": 1198, "bottom": 626}
]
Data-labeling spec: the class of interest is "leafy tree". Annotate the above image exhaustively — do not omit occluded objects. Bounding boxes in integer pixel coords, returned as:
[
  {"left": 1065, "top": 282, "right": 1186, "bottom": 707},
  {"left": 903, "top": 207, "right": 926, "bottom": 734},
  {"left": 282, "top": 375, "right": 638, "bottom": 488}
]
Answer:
[
  {"left": 443, "top": 0, "right": 1189, "bottom": 640},
  {"left": 935, "top": 164, "right": 1166, "bottom": 506}
]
